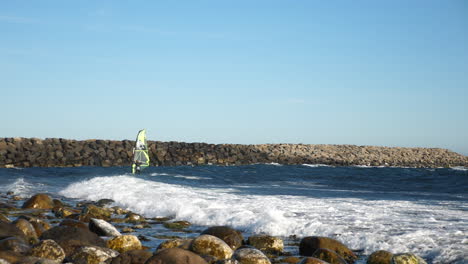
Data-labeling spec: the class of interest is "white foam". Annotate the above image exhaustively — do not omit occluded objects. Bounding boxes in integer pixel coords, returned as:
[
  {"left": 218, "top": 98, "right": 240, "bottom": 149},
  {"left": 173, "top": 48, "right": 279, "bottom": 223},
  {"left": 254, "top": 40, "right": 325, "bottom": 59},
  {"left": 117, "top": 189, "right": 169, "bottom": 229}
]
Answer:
[
  {"left": 451, "top": 166, "right": 467, "bottom": 171},
  {"left": 60, "top": 175, "right": 468, "bottom": 263},
  {"left": 302, "top": 164, "right": 332, "bottom": 168},
  {"left": 0, "top": 178, "right": 35, "bottom": 197}
]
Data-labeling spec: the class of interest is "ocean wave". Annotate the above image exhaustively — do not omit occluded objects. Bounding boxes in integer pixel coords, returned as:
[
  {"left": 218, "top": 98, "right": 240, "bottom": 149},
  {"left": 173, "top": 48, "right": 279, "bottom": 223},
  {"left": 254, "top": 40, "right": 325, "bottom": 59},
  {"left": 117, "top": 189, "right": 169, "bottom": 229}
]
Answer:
[
  {"left": 302, "top": 164, "right": 332, "bottom": 168},
  {"left": 59, "top": 175, "right": 468, "bottom": 263},
  {"left": 451, "top": 166, "right": 467, "bottom": 171}
]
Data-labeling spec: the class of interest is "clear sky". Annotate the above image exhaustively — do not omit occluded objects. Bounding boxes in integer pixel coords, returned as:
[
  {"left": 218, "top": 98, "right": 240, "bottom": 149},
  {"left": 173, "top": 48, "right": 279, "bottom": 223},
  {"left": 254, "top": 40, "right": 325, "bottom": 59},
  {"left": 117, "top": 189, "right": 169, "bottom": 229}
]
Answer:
[{"left": 1, "top": 1, "right": 467, "bottom": 155}]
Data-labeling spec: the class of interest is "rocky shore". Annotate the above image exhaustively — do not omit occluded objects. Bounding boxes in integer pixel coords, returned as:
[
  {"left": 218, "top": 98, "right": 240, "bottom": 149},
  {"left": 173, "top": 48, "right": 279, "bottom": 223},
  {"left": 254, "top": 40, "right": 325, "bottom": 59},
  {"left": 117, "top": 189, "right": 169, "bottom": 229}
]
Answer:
[
  {"left": 0, "top": 137, "right": 467, "bottom": 168},
  {"left": 0, "top": 192, "right": 428, "bottom": 264}
]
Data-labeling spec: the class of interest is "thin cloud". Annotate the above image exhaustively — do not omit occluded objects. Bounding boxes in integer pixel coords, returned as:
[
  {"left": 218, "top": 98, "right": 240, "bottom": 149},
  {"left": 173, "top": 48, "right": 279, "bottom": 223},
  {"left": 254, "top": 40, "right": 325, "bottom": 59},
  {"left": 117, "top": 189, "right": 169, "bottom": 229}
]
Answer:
[{"left": 0, "top": 15, "right": 36, "bottom": 24}]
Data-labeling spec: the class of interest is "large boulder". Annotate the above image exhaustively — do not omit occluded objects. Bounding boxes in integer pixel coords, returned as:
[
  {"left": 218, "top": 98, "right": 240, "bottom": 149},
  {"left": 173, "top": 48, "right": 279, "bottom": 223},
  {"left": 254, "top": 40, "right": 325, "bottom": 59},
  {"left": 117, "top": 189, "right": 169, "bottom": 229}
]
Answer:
[
  {"left": 69, "top": 245, "right": 119, "bottom": 264},
  {"left": 299, "top": 236, "right": 356, "bottom": 264},
  {"left": 39, "top": 226, "right": 106, "bottom": 256},
  {"left": 0, "top": 221, "right": 27, "bottom": 241},
  {"left": 145, "top": 247, "right": 207, "bottom": 264},
  {"left": 311, "top": 248, "right": 347, "bottom": 264},
  {"left": 110, "top": 249, "right": 153, "bottom": 264},
  {"left": 201, "top": 226, "right": 244, "bottom": 250},
  {"left": 0, "top": 237, "right": 30, "bottom": 254},
  {"left": 107, "top": 235, "right": 142, "bottom": 253},
  {"left": 190, "top": 234, "right": 234, "bottom": 260},
  {"left": 367, "top": 250, "right": 393, "bottom": 264},
  {"left": 233, "top": 247, "right": 271, "bottom": 264},
  {"left": 247, "top": 235, "right": 283, "bottom": 254},
  {"left": 30, "top": 239, "right": 65, "bottom": 262},
  {"left": 12, "top": 218, "right": 38, "bottom": 244},
  {"left": 298, "top": 257, "right": 330, "bottom": 264},
  {"left": 89, "top": 218, "right": 122, "bottom": 237},
  {"left": 391, "top": 253, "right": 427, "bottom": 264},
  {"left": 22, "top": 194, "right": 54, "bottom": 209}
]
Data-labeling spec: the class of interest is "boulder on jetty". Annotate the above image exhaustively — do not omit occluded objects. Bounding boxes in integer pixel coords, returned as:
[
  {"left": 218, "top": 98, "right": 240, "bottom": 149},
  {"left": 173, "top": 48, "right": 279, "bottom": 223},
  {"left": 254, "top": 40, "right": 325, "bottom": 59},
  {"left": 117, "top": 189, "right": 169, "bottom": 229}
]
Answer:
[
  {"left": 1, "top": 137, "right": 466, "bottom": 168},
  {"left": 299, "top": 236, "right": 357, "bottom": 264}
]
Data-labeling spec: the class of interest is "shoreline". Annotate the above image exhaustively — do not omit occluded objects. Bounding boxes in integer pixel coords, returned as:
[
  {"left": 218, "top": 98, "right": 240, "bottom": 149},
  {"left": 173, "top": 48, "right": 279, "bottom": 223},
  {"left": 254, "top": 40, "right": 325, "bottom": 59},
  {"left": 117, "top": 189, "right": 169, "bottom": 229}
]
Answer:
[{"left": 1, "top": 137, "right": 467, "bottom": 168}]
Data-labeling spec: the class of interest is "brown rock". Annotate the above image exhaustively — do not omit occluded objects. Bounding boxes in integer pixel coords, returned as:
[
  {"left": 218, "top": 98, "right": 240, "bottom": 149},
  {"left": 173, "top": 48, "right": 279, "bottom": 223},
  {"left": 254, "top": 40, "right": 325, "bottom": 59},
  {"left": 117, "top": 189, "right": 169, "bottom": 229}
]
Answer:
[
  {"left": 311, "top": 248, "right": 346, "bottom": 264},
  {"left": 367, "top": 250, "right": 393, "bottom": 264},
  {"left": 145, "top": 247, "right": 207, "bottom": 264},
  {"left": 69, "top": 245, "right": 119, "bottom": 264},
  {"left": 59, "top": 219, "right": 88, "bottom": 229},
  {"left": 233, "top": 247, "right": 271, "bottom": 264},
  {"left": 299, "top": 236, "right": 356, "bottom": 264},
  {"left": 0, "top": 237, "right": 30, "bottom": 254},
  {"left": 156, "top": 238, "right": 193, "bottom": 252},
  {"left": 39, "top": 226, "right": 106, "bottom": 256},
  {"left": 30, "top": 239, "right": 66, "bottom": 262},
  {"left": 298, "top": 257, "right": 329, "bottom": 264},
  {"left": 191, "top": 234, "right": 234, "bottom": 260},
  {"left": 0, "top": 221, "right": 27, "bottom": 241},
  {"left": 201, "top": 226, "right": 244, "bottom": 250},
  {"left": 107, "top": 235, "right": 142, "bottom": 253},
  {"left": 0, "top": 251, "right": 23, "bottom": 264},
  {"left": 247, "top": 235, "right": 284, "bottom": 254},
  {"left": 80, "top": 204, "right": 111, "bottom": 222},
  {"left": 22, "top": 194, "right": 54, "bottom": 209},
  {"left": 110, "top": 249, "right": 153, "bottom": 264},
  {"left": 12, "top": 218, "right": 38, "bottom": 244}
]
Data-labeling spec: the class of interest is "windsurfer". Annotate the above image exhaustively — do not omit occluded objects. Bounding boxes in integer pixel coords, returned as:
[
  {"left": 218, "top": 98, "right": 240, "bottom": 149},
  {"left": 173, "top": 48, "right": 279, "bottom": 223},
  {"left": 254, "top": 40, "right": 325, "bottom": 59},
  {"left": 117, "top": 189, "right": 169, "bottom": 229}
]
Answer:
[{"left": 135, "top": 161, "right": 141, "bottom": 174}]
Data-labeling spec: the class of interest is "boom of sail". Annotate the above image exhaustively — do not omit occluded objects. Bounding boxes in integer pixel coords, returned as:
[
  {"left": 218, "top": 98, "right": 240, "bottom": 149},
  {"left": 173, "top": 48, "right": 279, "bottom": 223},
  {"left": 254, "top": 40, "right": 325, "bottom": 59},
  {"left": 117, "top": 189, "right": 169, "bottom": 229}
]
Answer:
[{"left": 132, "top": 129, "right": 150, "bottom": 174}]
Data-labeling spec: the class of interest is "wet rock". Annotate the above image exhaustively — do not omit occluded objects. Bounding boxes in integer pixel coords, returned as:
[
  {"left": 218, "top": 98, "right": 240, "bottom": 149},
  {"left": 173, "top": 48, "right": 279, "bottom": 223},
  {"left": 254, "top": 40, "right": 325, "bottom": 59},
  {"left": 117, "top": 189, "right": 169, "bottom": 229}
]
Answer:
[
  {"left": 0, "top": 251, "right": 23, "bottom": 264},
  {"left": 367, "top": 250, "right": 393, "bottom": 264},
  {"left": 80, "top": 204, "right": 111, "bottom": 222},
  {"left": 299, "top": 236, "right": 356, "bottom": 264},
  {"left": 110, "top": 249, "right": 153, "bottom": 264},
  {"left": 121, "top": 227, "right": 135, "bottom": 233},
  {"left": 0, "top": 237, "right": 30, "bottom": 254},
  {"left": 391, "top": 253, "right": 427, "bottom": 264},
  {"left": 145, "top": 247, "right": 207, "bottom": 264},
  {"left": 58, "top": 219, "right": 88, "bottom": 229},
  {"left": 0, "top": 213, "right": 11, "bottom": 223},
  {"left": 247, "top": 235, "right": 283, "bottom": 254},
  {"left": 311, "top": 248, "right": 347, "bottom": 264},
  {"left": 0, "top": 221, "right": 27, "bottom": 241},
  {"left": 298, "top": 257, "right": 329, "bottom": 264},
  {"left": 40, "top": 226, "right": 106, "bottom": 256},
  {"left": 25, "top": 217, "right": 51, "bottom": 237},
  {"left": 96, "top": 198, "right": 115, "bottom": 207},
  {"left": 191, "top": 234, "right": 234, "bottom": 260},
  {"left": 107, "top": 235, "right": 142, "bottom": 253},
  {"left": 69, "top": 245, "right": 119, "bottom": 264},
  {"left": 156, "top": 238, "right": 193, "bottom": 252},
  {"left": 22, "top": 194, "right": 54, "bottom": 209},
  {"left": 30, "top": 239, "right": 65, "bottom": 262},
  {"left": 16, "top": 256, "right": 59, "bottom": 264},
  {"left": 125, "top": 213, "right": 145, "bottom": 223},
  {"left": 163, "top": 220, "right": 191, "bottom": 230},
  {"left": 53, "top": 206, "right": 77, "bottom": 218},
  {"left": 201, "top": 226, "right": 244, "bottom": 250},
  {"left": 233, "top": 247, "right": 271, "bottom": 264},
  {"left": 89, "top": 218, "right": 122, "bottom": 237},
  {"left": 12, "top": 218, "right": 38, "bottom": 244},
  {"left": 281, "top": 256, "right": 301, "bottom": 264}
]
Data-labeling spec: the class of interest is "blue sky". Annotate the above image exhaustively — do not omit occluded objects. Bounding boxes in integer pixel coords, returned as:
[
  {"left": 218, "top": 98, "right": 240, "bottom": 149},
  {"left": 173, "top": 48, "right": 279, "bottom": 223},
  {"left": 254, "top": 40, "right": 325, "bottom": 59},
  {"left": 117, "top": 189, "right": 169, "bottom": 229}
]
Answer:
[{"left": 1, "top": 1, "right": 467, "bottom": 155}]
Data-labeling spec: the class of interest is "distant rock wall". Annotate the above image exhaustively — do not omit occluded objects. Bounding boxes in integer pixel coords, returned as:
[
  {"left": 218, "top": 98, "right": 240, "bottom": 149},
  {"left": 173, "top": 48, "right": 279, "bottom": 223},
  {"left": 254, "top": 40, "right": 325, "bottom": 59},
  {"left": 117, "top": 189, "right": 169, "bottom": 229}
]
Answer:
[{"left": 0, "top": 137, "right": 467, "bottom": 168}]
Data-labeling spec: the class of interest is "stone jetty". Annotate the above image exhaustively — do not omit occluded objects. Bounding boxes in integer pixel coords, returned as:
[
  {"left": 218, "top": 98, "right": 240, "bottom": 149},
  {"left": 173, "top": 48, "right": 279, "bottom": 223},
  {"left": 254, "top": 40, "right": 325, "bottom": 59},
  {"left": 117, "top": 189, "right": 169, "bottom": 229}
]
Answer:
[{"left": 0, "top": 137, "right": 466, "bottom": 168}]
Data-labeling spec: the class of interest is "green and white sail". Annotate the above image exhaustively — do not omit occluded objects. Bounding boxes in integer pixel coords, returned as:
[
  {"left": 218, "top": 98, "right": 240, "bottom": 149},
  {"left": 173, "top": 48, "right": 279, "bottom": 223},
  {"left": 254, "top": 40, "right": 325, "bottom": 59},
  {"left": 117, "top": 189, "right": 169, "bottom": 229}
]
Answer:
[{"left": 132, "top": 129, "right": 150, "bottom": 174}]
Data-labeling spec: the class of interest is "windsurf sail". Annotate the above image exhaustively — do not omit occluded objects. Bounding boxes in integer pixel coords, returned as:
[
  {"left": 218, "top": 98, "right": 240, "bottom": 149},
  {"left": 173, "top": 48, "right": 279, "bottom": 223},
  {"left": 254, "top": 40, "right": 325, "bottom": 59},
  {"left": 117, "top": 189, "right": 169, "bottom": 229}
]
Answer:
[{"left": 132, "top": 129, "right": 150, "bottom": 174}]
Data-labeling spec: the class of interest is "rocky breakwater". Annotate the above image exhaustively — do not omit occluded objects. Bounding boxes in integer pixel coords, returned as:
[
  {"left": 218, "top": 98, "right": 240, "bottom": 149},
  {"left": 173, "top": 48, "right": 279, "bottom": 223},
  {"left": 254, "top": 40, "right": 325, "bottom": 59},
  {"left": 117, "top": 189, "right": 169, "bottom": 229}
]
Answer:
[{"left": 0, "top": 137, "right": 467, "bottom": 168}]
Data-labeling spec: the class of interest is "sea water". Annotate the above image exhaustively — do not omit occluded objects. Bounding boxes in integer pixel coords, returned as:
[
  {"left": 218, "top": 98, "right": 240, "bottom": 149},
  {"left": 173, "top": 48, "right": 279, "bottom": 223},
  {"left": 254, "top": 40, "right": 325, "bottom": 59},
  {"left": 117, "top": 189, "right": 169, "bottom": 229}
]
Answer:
[{"left": 0, "top": 165, "right": 467, "bottom": 264}]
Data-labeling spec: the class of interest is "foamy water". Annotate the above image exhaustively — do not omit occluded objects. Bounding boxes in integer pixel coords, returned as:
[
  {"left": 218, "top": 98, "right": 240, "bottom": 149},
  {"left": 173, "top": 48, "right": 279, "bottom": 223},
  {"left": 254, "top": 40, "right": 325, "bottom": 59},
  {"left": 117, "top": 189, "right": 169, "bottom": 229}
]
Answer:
[{"left": 1, "top": 165, "right": 467, "bottom": 263}]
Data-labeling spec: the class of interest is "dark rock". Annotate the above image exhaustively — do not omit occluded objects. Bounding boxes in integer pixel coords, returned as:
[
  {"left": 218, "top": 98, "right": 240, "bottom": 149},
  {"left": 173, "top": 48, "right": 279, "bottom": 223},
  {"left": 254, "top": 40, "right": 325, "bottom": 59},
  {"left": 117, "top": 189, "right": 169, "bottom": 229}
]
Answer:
[
  {"left": 367, "top": 250, "right": 393, "bottom": 264},
  {"left": 163, "top": 221, "right": 191, "bottom": 230},
  {"left": 0, "top": 237, "right": 30, "bottom": 254},
  {"left": 80, "top": 204, "right": 111, "bottom": 222},
  {"left": 59, "top": 219, "right": 88, "bottom": 229},
  {"left": 145, "top": 247, "right": 207, "bottom": 264},
  {"left": 201, "top": 226, "right": 244, "bottom": 250},
  {"left": 0, "top": 251, "right": 23, "bottom": 264},
  {"left": 0, "top": 221, "right": 27, "bottom": 241},
  {"left": 12, "top": 218, "right": 38, "bottom": 244},
  {"left": 299, "top": 236, "right": 356, "bottom": 264},
  {"left": 96, "top": 198, "right": 115, "bottom": 207},
  {"left": 110, "top": 249, "right": 153, "bottom": 264},
  {"left": 298, "top": 257, "right": 329, "bottom": 264},
  {"left": 311, "top": 248, "right": 347, "bottom": 264},
  {"left": 39, "top": 225, "right": 106, "bottom": 256}
]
